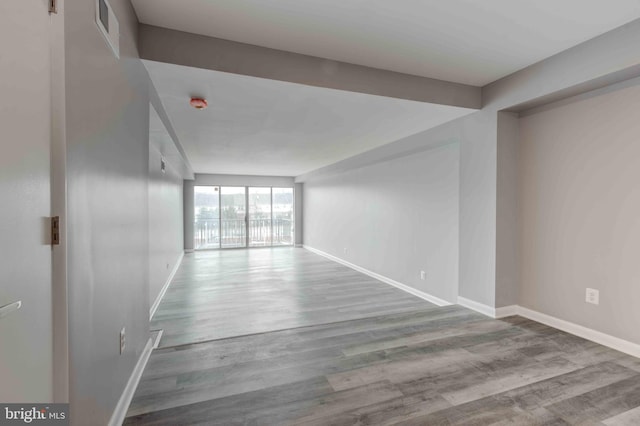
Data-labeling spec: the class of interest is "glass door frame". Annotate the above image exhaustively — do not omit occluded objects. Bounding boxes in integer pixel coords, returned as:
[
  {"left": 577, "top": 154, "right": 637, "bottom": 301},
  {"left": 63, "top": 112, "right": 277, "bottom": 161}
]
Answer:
[
  {"left": 220, "top": 186, "right": 248, "bottom": 249},
  {"left": 248, "top": 186, "right": 273, "bottom": 248},
  {"left": 194, "top": 185, "right": 294, "bottom": 250},
  {"left": 193, "top": 185, "right": 221, "bottom": 250}
]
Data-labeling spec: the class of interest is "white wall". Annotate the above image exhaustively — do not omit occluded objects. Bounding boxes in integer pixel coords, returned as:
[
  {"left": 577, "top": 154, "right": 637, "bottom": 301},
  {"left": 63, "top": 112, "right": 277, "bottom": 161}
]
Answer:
[
  {"left": 304, "top": 143, "right": 460, "bottom": 303},
  {"left": 148, "top": 139, "right": 184, "bottom": 312},
  {"left": 519, "top": 80, "right": 640, "bottom": 344}
]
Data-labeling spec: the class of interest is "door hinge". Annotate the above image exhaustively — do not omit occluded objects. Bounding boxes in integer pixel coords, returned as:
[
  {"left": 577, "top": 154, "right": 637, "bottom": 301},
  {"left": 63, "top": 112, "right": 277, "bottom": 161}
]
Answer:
[
  {"left": 51, "top": 216, "right": 60, "bottom": 246},
  {"left": 49, "top": 0, "right": 58, "bottom": 14}
]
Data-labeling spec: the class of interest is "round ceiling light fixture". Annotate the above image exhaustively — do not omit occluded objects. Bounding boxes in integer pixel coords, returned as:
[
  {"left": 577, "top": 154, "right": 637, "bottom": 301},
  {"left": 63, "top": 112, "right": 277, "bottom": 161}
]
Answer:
[{"left": 189, "top": 97, "right": 208, "bottom": 110}]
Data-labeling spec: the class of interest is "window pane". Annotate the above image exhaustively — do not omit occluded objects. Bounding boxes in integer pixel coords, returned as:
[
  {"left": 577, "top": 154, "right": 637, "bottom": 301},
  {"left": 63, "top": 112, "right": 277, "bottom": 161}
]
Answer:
[
  {"left": 220, "top": 186, "right": 246, "bottom": 248},
  {"left": 194, "top": 186, "right": 220, "bottom": 249},
  {"left": 272, "top": 188, "right": 294, "bottom": 246},
  {"left": 248, "top": 187, "right": 272, "bottom": 247}
]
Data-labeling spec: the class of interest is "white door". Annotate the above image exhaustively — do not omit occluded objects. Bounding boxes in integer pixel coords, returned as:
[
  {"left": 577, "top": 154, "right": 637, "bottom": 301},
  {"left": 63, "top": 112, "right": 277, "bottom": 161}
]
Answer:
[{"left": 0, "top": 0, "right": 56, "bottom": 402}]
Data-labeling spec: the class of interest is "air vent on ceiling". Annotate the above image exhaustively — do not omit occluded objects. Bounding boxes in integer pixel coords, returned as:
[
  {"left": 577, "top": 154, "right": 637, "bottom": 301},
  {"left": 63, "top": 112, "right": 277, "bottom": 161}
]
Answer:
[{"left": 95, "top": 0, "right": 119, "bottom": 58}]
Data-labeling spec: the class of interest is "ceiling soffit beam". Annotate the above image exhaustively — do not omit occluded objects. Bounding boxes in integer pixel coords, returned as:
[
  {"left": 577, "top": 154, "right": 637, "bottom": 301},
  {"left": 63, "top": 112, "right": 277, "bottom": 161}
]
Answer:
[
  {"left": 139, "top": 24, "right": 481, "bottom": 110},
  {"left": 484, "top": 18, "right": 640, "bottom": 111}
]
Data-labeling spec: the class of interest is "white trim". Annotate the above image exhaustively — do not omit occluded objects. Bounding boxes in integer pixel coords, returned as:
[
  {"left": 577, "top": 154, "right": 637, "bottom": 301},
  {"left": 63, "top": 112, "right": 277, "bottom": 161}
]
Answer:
[
  {"left": 95, "top": 0, "right": 120, "bottom": 59},
  {"left": 457, "top": 296, "right": 496, "bottom": 317},
  {"left": 151, "top": 329, "right": 164, "bottom": 349},
  {"left": 516, "top": 306, "right": 640, "bottom": 359},
  {"left": 456, "top": 297, "right": 519, "bottom": 319},
  {"left": 456, "top": 298, "right": 640, "bottom": 359},
  {"left": 150, "top": 252, "right": 184, "bottom": 319},
  {"left": 108, "top": 337, "right": 153, "bottom": 426},
  {"left": 494, "top": 304, "right": 519, "bottom": 319},
  {"left": 303, "top": 245, "right": 452, "bottom": 307},
  {"left": 304, "top": 245, "right": 640, "bottom": 359}
]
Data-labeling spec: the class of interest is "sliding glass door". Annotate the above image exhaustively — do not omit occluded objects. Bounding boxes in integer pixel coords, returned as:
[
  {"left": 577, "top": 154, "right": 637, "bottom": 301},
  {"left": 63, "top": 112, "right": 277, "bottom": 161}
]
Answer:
[
  {"left": 248, "top": 187, "right": 272, "bottom": 247},
  {"left": 194, "top": 185, "right": 294, "bottom": 250},
  {"left": 220, "top": 186, "right": 247, "bottom": 248},
  {"left": 272, "top": 188, "right": 294, "bottom": 246},
  {"left": 194, "top": 186, "right": 220, "bottom": 250}
]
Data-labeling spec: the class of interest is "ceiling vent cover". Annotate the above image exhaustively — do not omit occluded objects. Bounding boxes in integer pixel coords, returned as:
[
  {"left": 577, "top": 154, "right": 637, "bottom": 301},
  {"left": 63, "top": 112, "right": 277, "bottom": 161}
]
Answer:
[{"left": 95, "top": 0, "right": 119, "bottom": 58}]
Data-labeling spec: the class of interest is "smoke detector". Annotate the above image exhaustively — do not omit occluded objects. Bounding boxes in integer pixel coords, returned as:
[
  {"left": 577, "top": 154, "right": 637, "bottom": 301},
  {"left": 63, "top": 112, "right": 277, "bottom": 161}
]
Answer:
[{"left": 190, "top": 98, "right": 208, "bottom": 110}]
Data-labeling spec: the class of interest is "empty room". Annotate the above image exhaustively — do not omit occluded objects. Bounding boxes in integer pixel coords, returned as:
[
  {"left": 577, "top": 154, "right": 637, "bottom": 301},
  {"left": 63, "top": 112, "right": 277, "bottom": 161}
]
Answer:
[{"left": 2, "top": 1, "right": 640, "bottom": 425}]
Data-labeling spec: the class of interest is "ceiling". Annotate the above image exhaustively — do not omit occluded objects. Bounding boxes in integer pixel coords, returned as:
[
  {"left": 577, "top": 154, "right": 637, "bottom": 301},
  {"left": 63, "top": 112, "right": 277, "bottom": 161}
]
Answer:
[
  {"left": 144, "top": 61, "right": 475, "bottom": 176},
  {"left": 132, "top": 0, "right": 640, "bottom": 86}
]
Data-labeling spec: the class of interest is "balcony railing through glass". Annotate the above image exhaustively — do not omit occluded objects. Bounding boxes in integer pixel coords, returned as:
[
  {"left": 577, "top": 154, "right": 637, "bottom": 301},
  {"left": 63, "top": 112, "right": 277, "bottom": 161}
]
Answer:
[{"left": 194, "top": 218, "right": 293, "bottom": 249}]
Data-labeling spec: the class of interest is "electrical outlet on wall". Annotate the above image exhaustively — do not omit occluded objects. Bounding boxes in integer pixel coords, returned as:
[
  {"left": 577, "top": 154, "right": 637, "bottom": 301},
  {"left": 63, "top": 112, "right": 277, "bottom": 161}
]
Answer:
[
  {"left": 120, "top": 327, "right": 126, "bottom": 354},
  {"left": 585, "top": 288, "right": 599, "bottom": 305},
  {"left": 420, "top": 270, "right": 426, "bottom": 280}
]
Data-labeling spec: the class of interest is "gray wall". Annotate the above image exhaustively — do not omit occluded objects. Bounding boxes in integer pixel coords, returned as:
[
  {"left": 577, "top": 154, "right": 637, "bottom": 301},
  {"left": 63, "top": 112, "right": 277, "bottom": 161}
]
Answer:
[
  {"left": 65, "top": 0, "right": 151, "bottom": 423},
  {"left": 0, "top": 0, "right": 54, "bottom": 402},
  {"left": 457, "top": 110, "right": 498, "bottom": 306},
  {"left": 519, "top": 79, "right": 640, "bottom": 344},
  {"left": 149, "top": 137, "right": 184, "bottom": 311},
  {"left": 304, "top": 143, "right": 460, "bottom": 303},
  {"left": 184, "top": 180, "right": 195, "bottom": 251},
  {"left": 495, "top": 112, "right": 520, "bottom": 307}
]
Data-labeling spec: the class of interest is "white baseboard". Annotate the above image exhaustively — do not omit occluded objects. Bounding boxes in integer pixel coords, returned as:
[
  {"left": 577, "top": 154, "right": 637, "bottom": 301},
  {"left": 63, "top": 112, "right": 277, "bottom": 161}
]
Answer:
[
  {"left": 150, "top": 252, "right": 184, "bottom": 320},
  {"left": 108, "top": 337, "right": 153, "bottom": 426},
  {"left": 457, "top": 296, "right": 640, "bottom": 359},
  {"left": 303, "top": 245, "right": 452, "bottom": 307},
  {"left": 456, "top": 297, "right": 518, "bottom": 319},
  {"left": 457, "top": 296, "right": 496, "bottom": 317},
  {"left": 151, "top": 329, "right": 164, "bottom": 349},
  {"left": 516, "top": 306, "right": 640, "bottom": 359},
  {"left": 494, "top": 304, "right": 520, "bottom": 319},
  {"left": 304, "top": 246, "right": 640, "bottom": 359}
]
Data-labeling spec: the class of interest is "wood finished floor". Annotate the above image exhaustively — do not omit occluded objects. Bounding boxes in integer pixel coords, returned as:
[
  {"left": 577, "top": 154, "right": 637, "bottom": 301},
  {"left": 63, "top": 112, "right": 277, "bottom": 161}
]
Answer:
[
  {"left": 126, "top": 248, "right": 640, "bottom": 425},
  {"left": 150, "top": 248, "right": 434, "bottom": 348}
]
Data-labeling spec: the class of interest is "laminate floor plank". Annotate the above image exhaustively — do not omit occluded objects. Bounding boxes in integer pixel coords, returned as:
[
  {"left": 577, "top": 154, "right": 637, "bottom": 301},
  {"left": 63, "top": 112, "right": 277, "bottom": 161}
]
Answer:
[
  {"left": 125, "top": 248, "right": 640, "bottom": 425},
  {"left": 545, "top": 376, "right": 640, "bottom": 424},
  {"left": 152, "top": 249, "right": 435, "bottom": 347},
  {"left": 603, "top": 405, "right": 640, "bottom": 425}
]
